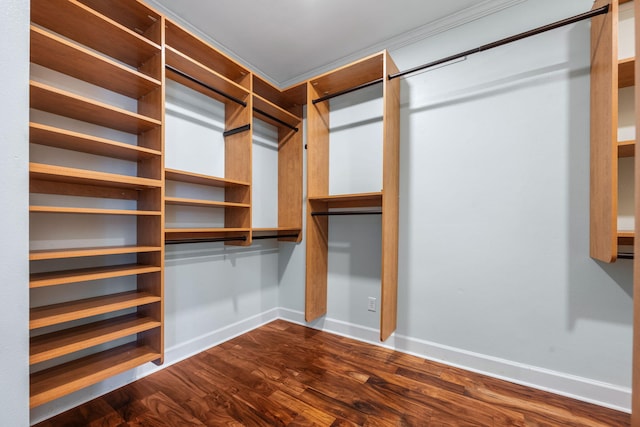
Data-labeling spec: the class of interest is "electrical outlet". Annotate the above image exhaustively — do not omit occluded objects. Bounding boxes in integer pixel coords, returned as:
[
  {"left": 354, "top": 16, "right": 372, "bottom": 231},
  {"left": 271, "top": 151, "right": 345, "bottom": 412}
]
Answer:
[{"left": 367, "top": 297, "right": 377, "bottom": 312}]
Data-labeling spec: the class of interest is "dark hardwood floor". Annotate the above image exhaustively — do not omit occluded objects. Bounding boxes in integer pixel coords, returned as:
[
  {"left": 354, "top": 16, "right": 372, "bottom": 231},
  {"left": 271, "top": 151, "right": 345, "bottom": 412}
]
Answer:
[{"left": 34, "top": 319, "right": 630, "bottom": 426}]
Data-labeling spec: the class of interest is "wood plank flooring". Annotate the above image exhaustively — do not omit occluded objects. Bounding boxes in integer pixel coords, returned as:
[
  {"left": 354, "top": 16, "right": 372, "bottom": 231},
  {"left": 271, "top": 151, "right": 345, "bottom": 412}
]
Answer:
[{"left": 34, "top": 319, "right": 630, "bottom": 426}]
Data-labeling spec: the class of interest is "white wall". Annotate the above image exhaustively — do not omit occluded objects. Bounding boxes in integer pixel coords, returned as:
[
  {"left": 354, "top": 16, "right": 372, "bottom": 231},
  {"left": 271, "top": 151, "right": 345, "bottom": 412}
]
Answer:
[
  {"left": 0, "top": 0, "right": 30, "bottom": 425},
  {"left": 279, "top": 0, "right": 634, "bottom": 411}
]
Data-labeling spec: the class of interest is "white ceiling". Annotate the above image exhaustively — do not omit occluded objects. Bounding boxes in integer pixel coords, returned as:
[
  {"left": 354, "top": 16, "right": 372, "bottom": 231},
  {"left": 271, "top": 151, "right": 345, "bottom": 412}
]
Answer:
[{"left": 146, "top": 0, "right": 523, "bottom": 87}]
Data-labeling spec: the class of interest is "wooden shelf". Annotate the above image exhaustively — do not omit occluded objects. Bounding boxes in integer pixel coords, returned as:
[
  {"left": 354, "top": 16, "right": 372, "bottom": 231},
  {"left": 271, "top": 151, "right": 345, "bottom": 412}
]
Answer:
[
  {"left": 30, "top": 206, "right": 160, "bottom": 216},
  {"left": 165, "top": 46, "right": 249, "bottom": 104},
  {"left": 30, "top": 163, "right": 161, "bottom": 191},
  {"left": 252, "top": 75, "right": 306, "bottom": 117},
  {"left": 165, "top": 20, "right": 250, "bottom": 88},
  {"left": 253, "top": 94, "right": 300, "bottom": 130},
  {"left": 252, "top": 227, "right": 301, "bottom": 241},
  {"left": 30, "top": 25, "right": 161, "bottom": 99},
  {"left": 619, "top": 57, "right": 635, "bottom": 88},
  {"left": 165, "top": 228, "right": 250, "bottom": 242},
  {"left": 165, "top": 197, "right": 249, "bottom": 209},
  {"left": 30, "top": 264, "right": 161, "bottom": 288},
  {"left": 30, "top": 313, "right": 160, "bottom": 365},
  {"left": 30, "top": 81, "right": 161, "bottom": 134},
  {"left": 309, "top": 192, "right": 383, "bottom": 209},
  {"left": 618, "top": 230, "right": 634, "bottom": 246},
  {"left": 29, "top": 123, "right": 161, "bottom": 161},
  {"left": 76, "top": 0, "right": 162, "bottom": 42},
  {"left": 618, "top": 139, "right": 636, "bottom": 157},
  {"left": 165, "top": 168, "right": 249, "bottom": 188},
  {"left": 309, "top": 52, "right": 384, "bottom": 98},
  {"left": 30, "top": 342, "right": 160, "bottom": 408},
  {"left": 30, "top": 290, "right": 161, "bottom": 330},
  {"left": 30, "top": 246, "right": 161, "bottom": 261},
  {"left": 31, "top": 0, "right": 161, "bottom": 69}
]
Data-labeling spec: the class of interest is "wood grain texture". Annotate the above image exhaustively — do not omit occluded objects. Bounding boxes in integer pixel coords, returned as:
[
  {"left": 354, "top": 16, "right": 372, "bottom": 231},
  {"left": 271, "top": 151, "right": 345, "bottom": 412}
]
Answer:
[
  {"left": 633, "top": 0, "right": 640, "bottom": 423},
  {"left": 590, "top": 0, "right": 619, "bottom": 262},
  {"left": 34, "top": 320, "right": 630, "bottom": 426}
]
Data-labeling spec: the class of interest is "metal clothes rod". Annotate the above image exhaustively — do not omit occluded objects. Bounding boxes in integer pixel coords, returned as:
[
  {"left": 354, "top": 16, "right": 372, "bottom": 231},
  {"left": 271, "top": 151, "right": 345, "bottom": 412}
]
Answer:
[
  {"left": 165, "top": 236, "right": 247, "bottom": 245},
  {"left": 165, "top": 64, "right": 248, "bottom": 107},
  {"left": 252, "top": 234, "right": 299, "bottom": 240},
  {"left": 312, "top": 78, "right": 384, "bottom": 105},
  {"left": 223, "top": 124, "right": 251, "bottom": 137},
  {"left": 309, "top": 5, "right": 609, "bottom": 104},
  {"left": 253, "top": 108, "right": 299, "bottom": 132},
  {"left": 388, "top": 5, "right": 610, "bottom": 80},
  {"left": 618, "top": 252, "right": 634, "bottom": 260},
  {"left": 311, "top": 211, "right": 383, "bottom": 217}
]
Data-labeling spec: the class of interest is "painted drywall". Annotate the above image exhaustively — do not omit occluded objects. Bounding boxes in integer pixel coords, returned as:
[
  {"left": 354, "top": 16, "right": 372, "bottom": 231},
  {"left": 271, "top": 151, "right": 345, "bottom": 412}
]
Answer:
[
  {"left": 0, "top": 0, "right": 30, "bottom": 425},
  {"left": 279, "top": 0, "right": 634, "bottom": 411}
]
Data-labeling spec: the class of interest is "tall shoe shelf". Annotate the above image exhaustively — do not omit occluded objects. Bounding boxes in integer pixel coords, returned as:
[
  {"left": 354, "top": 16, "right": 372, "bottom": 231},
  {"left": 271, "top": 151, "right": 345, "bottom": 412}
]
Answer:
[
  {"left": 28, "top": 0, "right": 164, "bottom": 408},
  {"left": 164, "top": 20, "right": 253, "bottom": 246},
  {"left": 305, "top": 51, "right": 401, "bottom": 341},
  {"left": 591, "top": 0, "right": 636, "bottom": 262},
  {"left": 252, "top": 75, "right": 306, "bottom": 242}
]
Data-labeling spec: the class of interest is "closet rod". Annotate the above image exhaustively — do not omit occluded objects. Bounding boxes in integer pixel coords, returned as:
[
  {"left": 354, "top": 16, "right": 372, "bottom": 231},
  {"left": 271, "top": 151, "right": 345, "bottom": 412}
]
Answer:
[
  {"left": 311, "top": 210, "right": 382, "bottom": 217},
  {"left": 223, "top": 124, "right": 251, "bottom": 137},
  {"left": 253, "top": 108, "right": 299, "bottom": 132},
  {"left": 252, "top": 233, "right": 299, "bottom": 240},
  {"left": 388, "top": 4, "right": 610, "bottom": 80},
  {"left": 310, "top": 4, "right": 609, "bottom": 104},
  {"left": 165, "top": 64, "right": 248, "bottom": 107},
  {"left": 618, "top": 252, "right": 634, "bottom": 260},
  {"left": 165, "top": 236, "right": 247, "bottom": 245}
]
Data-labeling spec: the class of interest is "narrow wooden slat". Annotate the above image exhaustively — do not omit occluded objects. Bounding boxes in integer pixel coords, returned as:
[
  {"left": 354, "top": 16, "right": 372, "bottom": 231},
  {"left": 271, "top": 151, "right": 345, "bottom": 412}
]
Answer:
[
  {"left": 30, "top": 163, "right": 161, "bottom": 190},
  {"left": 29, "top": 246, "right": 161, "bottom": 261},
  {"left": 30, "top": 26, "right": 160, "bottom": 99},
  {"left": 619, "top": 139, "right": 636, "bottom": 157},
  {"left": 31, "top": 0, "right": 160, "bottom": 69},
  {"left": 164, "top": 197, "right": 249, "bottom": 209},
  {"left": 30, "top": 342, "right": 160, "bottom": 408},
  {"left": 309, "top": 192, "right": 383, "bottom": 209},
  {"left": 633, "top": 1, "right": 640, "bottom": 424},
  {"left": 30, "top": 313, "right": 161, "bottom": 364},
  {"left": 29, "top": 123, "right": 161, "bottom": 161},
  {"left": 30, "top": 291, "right": 161, "bottom": 329},
  {"left": 165, "top": 168, "right": 249, "bottom": 188},
  {"left": 29, "top": 206, "right": 160, "bottom": 216},
  {"left": 76, "top": 0, "right": 161, "bottom": 39},
  {"left": 165, "top": 228, "right": 249, "bottom": 241},
  {"left": 30, "top": 81, "right": 161, "bottom": 134},
  {"left": 619, "top": 57, "right": 636, "bottom": 88},
  {"left": 590, "top": 0, "right": 618, "bottom": 262},
  {"left": 30, "top": 264, "right": 161, "bottom": 288}
]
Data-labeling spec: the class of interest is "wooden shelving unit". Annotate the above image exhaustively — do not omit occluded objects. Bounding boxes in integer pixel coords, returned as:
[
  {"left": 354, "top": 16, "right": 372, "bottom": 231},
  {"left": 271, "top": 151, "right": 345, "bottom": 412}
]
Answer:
[
  {"left": 28, "top": 0, "right": 164, "bottom": 408},
  {"left": 305, "top": 51, "right": 400, "bottom": 341},
  {"left": 591, "top": 0, "right": 636, "bottom": 262}
]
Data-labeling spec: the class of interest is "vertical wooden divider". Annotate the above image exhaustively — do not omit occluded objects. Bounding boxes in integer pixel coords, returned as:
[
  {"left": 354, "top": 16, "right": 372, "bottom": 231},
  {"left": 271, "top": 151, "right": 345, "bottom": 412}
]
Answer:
[
  {"left": 632, "top": 0, "right": 640, "bottom": 423},
  {"left": 278, "top": 125, "right": 303, "bottom": 242}
]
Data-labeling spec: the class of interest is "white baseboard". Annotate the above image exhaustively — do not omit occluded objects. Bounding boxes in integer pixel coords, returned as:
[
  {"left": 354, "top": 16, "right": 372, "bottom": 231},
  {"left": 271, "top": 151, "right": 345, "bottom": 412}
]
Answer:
[{"left": 277, "top": 308, "right": 632, "bottom": 414}]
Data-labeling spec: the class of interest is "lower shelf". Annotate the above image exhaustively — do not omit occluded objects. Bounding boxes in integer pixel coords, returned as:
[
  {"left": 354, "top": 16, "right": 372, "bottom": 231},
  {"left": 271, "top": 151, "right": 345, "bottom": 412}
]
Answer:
[
  {"left": 164, "top": 228, "right": 250, "bottom": 245},
  {"left": 30, "top": 342, "right": 161, "bottom": 408}
]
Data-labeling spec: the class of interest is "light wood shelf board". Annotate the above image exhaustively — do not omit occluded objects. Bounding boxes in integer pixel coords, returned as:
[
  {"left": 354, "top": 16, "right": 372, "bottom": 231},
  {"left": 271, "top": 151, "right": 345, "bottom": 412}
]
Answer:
[
  {"left": 30, "top": 26, "right": 160, "bottom": 99},
  {"left": 30, "top": 342, "right": 160, "bottom": 408},
  {"left": 619, "top": 57, "right": 635, "bottom": 88},
  {"left": 29, "top": 206, "right": 160, "bottom": 216},
  {"left": 30, "top": 81, "right": 161, "bottom": 134},
  {"left": 29, "top": 123, "right": 161, "bottom": 161},
  {"left": 253, "top": 94, "right": 300, "bottom": 129},
  {"left": 165, "top": 228, "right": 250, "bottom": 241},
  {"left": 618, "top": 139, "right": 636, "bottom": 157},
  {"left": 77, "top": 0, "right": 161, "bottom": 38},
  {"left": 309, "top": 192, "right": 383, "bottom": 208},
  {"left": 30, "top": 291, "right": 161, "bottom": 330},
  {"left": 30, "top": 264, "right": 161, "bottom": 288},
  {"left": 165, "top": 46, "right": 249, "bottom": 103},
  {"left": 252, "top": 75, "right": 305, "bottom": 116},
  {"left": 31, "top": 0, "right": 160, "bottom": 69},
  {"left": 30, "top": 313, "right": 160, "bottom": 365},
  {"left": 29, "top": 245, "right": 161, "bottom": 261},
  {"left": 30, "top": 163, "right": 161, "bottom": 191},
  {"left": 165, "top": 168, "right": 250, "bottom": 188},
  {"left": 165, "top": 197, "right": 249, "bottom": 209},
  {"left": 309, "top": 52, "right": 384, "bottom": 98}
]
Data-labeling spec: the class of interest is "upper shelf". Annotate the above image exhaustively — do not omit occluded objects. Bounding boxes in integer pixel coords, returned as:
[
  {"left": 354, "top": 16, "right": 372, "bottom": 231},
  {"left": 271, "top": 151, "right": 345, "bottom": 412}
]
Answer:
[
  {"left": 253, "top": 94, "right": 301, "bottom": 130},
  {"left": 619, "top": 57, "right": 635, "bottom": 88},
  {"left": 30, "top": 163, "right": 162, "bottom": 191},
  {"left": 165, "top": 168, "right": 250, "bottom": 189},
  {"left": 30, "top": 81, "right": 162, "bottom": 134},
  {"left": 31, "top": 0, "right": 161, "bottom": 69},
  {"left": 30, "top": 26, "right": 161, "bottom": 99},
  {"left": 619, "top": 140, "right": 635, "bottom": 157},
  {"left": 309, "top": 52, "right": 384, "bottom": 98},
  {"left": 76, "top": 0, "right": 162, "bottom": 42},
  {"left": 309, "top": 192, "right": 383, "bottom": 209},
  {"left": 252, "top": 75, "right": 306, "bottom": 118},
  {"left": 30, "top": 245, "right": 161, "bottom": 261}
]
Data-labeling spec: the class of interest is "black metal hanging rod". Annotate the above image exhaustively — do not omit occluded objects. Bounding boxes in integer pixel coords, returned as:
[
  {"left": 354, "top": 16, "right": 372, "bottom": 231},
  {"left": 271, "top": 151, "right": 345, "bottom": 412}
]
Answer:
[
  {"left": 311, "top": 210, "right": 382, "bottom": 217},
  {"left": 252, "top": 233, "right": 299, "bottom": 240},
  {"left": 310, "top": 5, "right": 609, "bottom": 104},
  {"left": 165, "top": 64, "right": 247, "bottom": 107},
  {"left": 312, "top": 78, "right": 384, "bottom": 105},
  {"left": 253, "top": 108, "right": 299, "bottom": 132},
  {"left": 388, "top": 5, "right": 609, "bottom": 80},
  {"left": 223, "top": 124, "right": 251, "bottom": 137},
  {"left": 165, "top": 236, "right": 247, "bottom": 245},
  {"left": 617, "top": 252, "right": 634, "bottom": 260}
]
